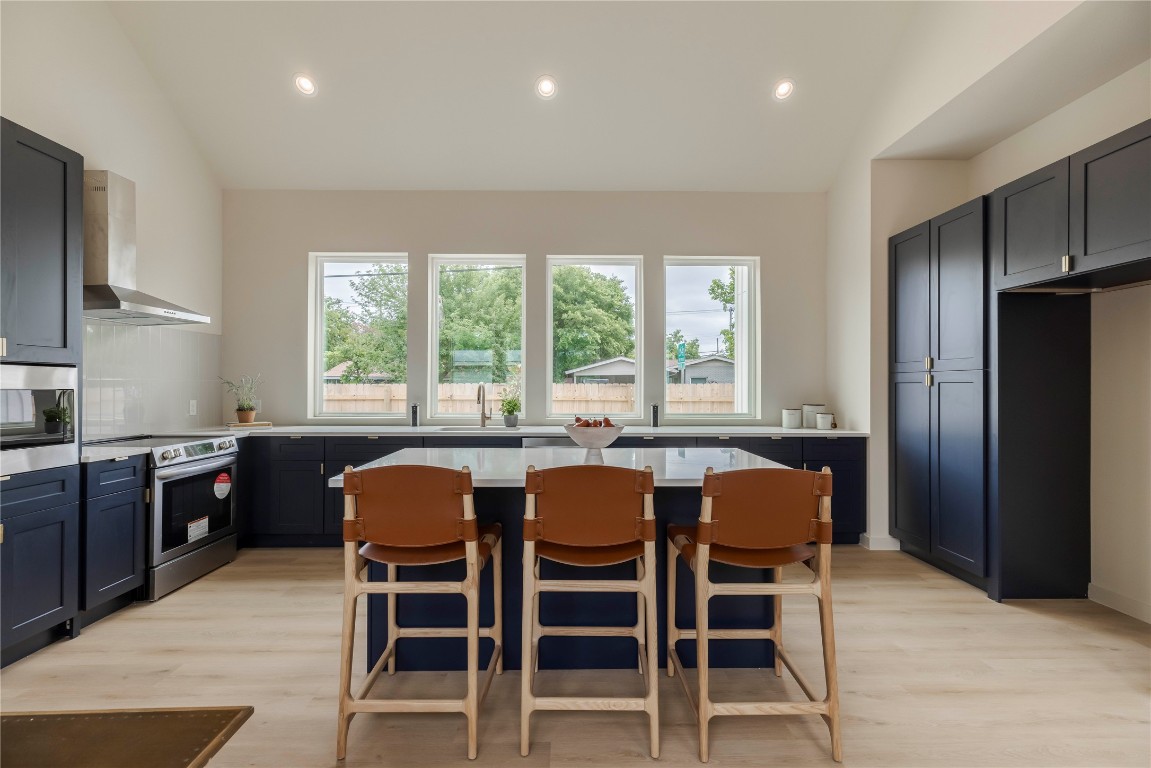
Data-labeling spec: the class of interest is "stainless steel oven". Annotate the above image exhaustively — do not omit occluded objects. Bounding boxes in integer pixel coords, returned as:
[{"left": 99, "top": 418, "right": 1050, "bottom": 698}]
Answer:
[
  {"left": 0, "top": 364, "right": 78, "bottom": 474},
  {"left": 144, "top": 436, "right": 239, "bottom": 600}
]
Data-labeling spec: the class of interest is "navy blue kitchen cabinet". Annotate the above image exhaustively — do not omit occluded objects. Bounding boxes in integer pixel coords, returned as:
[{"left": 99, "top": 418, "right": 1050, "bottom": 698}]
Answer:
[
  {"left": 1, "top": 466, "right": 81, "bottom": 663},
  {"left": 0, "top": 118, "right": 84, "bottom": 365},
  {"left": 989, "top": 158, "right": 1069, "bottom": 291},
  {"left": 82, "top": 457, "right": 147, "bottom": 611},
  {"left": 747, "top": 437, "right": 801, "bottom": 468}
]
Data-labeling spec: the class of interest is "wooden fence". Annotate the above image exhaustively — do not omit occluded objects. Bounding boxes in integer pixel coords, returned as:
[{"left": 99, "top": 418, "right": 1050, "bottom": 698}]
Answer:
[{"left": 322, "top": 382, "right": 736, "bottom": 415}]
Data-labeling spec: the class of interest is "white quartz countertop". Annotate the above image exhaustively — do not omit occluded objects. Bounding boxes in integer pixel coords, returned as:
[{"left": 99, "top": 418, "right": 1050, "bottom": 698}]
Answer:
[
  {"left": 327, "top": 446, "right": 787, "bottom": 488},
  {"left": 223, "top": 425, "right": 868, "bottom": 439}
]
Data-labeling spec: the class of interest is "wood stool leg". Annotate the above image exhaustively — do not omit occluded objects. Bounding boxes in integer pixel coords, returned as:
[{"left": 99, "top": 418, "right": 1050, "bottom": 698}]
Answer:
[
  {"left": 493, "top": 539, "right": 504, "bottom": 674},
  {"left": 696, "top": 561, "right": 711, "bottom": 763},
  {"left": 818, "top": 588, "right": 843, "bottom": 762},
  {"left": 666, "top": 537, "right": 677, "bottom": 677},
  {"left": 386, "top": 564, "right": 398, "bottom": 675},
  {"left": 636, "top": 558, "right": 646, "bottom": 675},
  {"left": 520, "top": 553, "right": 535, "bottom": 756},
  {"left": 772, "top": 567, "right": 783, "bottom": 678},
  {"left": 335, "top": 586, "right": 358, "bottom": 760},
  {"left": 643, "top": 547, "right": 660, "bottom": 759},
  {"left": 465, "top": 563, "right": 480, "bottom": 760}
]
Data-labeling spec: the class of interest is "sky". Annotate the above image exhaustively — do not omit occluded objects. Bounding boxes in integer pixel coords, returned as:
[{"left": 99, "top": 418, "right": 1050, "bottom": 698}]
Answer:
[{"left": 322, "top": 259, "right": 734, "bottom": 357}]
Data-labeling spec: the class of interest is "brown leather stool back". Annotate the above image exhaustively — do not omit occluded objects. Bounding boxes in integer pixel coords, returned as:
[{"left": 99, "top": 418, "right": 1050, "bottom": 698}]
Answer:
[
  {"left": 524, "top": 465, "right": 656, "bottom": 547},
  {"left": 702, "top": 468, "right": 833, "bottom": 550},
  {"left": 343, "top": 465, "right": 475, "bottom": 548}
]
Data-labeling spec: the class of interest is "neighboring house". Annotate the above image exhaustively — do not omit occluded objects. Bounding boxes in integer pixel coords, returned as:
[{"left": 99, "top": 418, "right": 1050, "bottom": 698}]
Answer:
[
  {"left": 446, "top": 350, "right": 522, "bottom": 383},
  {"left": 323, "top": 361, "right": 391, "bottom": 383},
  {"left": 563, "top": 356, "right": 636, "bottom": 384},
  {"left": 665, "top": 355, "right": 735, "bottom": 384}
]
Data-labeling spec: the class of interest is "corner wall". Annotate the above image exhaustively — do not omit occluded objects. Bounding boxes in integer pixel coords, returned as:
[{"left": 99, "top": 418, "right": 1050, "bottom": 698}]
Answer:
[{"left": 1, "top": 2, "right": 225, "bottom": 437}]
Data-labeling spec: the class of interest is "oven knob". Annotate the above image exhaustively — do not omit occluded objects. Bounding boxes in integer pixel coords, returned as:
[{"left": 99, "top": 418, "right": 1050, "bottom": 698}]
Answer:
[
  {"left": 161, "top": 450, "right": 174, "bottom": 460},
  {"left": 174, "top": 448, "right": 183, "bottom": 457},
  {"left": 225, "top": 440, "right": 235, "bottom": 449}
]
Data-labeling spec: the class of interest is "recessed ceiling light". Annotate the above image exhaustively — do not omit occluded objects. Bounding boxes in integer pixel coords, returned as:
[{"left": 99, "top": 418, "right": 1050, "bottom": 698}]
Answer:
[
  {"left": 294, "top": 73, "right": 317, "bottom": 96},
  {"left": 535, "top": 74, "right": 557, "bottom": 100},
  {"left": 773, "top": 78, "right": 795, "bottom": 101}
]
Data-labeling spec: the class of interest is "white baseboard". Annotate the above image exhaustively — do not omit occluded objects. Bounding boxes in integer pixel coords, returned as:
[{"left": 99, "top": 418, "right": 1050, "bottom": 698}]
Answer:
[
  {"left": 1088, "top": 584, "right": 1151, "bottom": 624},
  {"left": 859, "top": 533, "right": 901, "bottom": 551}
]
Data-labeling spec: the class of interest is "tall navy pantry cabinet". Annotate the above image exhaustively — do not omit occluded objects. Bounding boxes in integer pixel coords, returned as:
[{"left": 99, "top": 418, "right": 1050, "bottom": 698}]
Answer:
[{"left": 889, "top": 197, "right": 987, "bottom": 584}]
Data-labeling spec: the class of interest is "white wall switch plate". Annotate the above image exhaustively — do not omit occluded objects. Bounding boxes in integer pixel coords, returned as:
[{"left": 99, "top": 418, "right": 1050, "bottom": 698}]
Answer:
[
  {"left": 254, "top": 399, "right": 262, "bottom": 412},
  {"left": 188, "top": 399, "right": 198, "bottom": 416}
]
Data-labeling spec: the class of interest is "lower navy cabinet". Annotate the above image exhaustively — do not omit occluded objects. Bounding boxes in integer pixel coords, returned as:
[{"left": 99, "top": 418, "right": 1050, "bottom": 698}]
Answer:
[
  {"left": 267, "top": 460, "right": 327, "bottom": 535},
  {"left": 613, "top": 436, "right": 696, "bottom": 448},
  {"left": 1, "top": 501, "right": 79, "bottom": 649},
  {"left": 747, "top": 437, "right": 801, "bottom": 468},
  {"left": 82, "top": 487, "right": 146, "bottom": 609}
]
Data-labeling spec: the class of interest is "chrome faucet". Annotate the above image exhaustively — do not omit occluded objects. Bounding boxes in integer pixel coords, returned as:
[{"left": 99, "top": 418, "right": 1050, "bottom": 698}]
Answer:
[{"left": 477, "top": 385, "right": 490, "bottom": 427}]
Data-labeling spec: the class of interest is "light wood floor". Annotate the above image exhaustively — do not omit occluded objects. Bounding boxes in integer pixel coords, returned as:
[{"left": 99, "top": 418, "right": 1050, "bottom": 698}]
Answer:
[{"left": 2, "top": 547, "right": 1147, "bottom": 767}]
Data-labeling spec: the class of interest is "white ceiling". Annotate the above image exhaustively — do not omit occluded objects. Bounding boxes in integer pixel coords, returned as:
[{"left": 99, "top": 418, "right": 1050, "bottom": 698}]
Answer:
[
  {"left": 109, "top": 1, "right": 918, "bottom": 192},
  {"left": 109, "top": 1, "right": 1150, "bottom": 193}
]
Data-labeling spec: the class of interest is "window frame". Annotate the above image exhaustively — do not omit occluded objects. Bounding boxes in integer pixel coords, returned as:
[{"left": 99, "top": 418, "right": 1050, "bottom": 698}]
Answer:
[
  {"left": 307, "top": 252, "right": 410, "bottom": 420},
  {"left": 545, "top": 256, "right": 643, "bottom": 421},
  {"left": 662, "top": 255, "right": 760, "bottom": 421},
  {"left": 427, "top": 254, "right": 527, "bottom": 419}
]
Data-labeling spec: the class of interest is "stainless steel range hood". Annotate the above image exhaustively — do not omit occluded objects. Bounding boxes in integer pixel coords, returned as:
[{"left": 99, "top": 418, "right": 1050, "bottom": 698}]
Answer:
[{"left": 83, "top": 171, "right": 210, "bottom": 325}]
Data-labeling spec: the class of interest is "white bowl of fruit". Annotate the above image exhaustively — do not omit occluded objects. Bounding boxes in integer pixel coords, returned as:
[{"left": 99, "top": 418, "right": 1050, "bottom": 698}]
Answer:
[{"left": 564, "top": 417, "right": 624, "bottom": 449}]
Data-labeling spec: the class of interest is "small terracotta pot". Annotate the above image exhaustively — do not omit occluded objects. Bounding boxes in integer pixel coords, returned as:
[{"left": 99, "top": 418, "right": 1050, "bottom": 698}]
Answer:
[{"left": 236, "top": 409, "right": 257, "bottom": 424}]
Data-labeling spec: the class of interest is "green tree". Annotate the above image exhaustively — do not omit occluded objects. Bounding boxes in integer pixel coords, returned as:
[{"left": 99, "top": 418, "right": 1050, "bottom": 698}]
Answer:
[
  {"left": 551, "top": 266, "right": 635, "bottom": 383},
  {"left": 708, "top": 267, "right": 736, "bottom": 358},
  {"left": 437, "top": 264, "right": 523, "bottom": 383},
  {"left": 665, "top": 329, "right": 700, "bottom": 360},
  {"left": 323, "top": 264, "right": 408, "bottom": 383}
]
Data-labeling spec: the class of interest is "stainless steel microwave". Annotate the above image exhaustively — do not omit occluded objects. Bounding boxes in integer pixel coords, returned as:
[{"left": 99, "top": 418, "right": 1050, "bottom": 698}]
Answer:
[{"left": 0, "top": 364, "right": 78, "bottom": 474}]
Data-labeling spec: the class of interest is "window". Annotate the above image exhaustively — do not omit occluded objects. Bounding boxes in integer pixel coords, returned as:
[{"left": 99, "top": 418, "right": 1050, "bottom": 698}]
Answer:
[
  {"left": 664, "top": 258, "right": 758, "bottom": 417},
  {"left": 309, "top": 253, "right": 408, "bottom": 417},
  {"left": 430, "top": 256, "right": 525, "bottom": 417},
  {"left": 547, "top": 257, "right": 641, "bottom": 418}
]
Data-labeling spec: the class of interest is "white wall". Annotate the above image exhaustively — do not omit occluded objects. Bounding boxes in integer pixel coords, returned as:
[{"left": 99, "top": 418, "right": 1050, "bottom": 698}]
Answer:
[
  {"left": 221, "top": 191, "right": 827, "bottom": 426},
  {"left": 1, "top": 1, "right": 225, "bottom": 437},
  {"left": 0, "top": 1, "right": 223, "bottom": 334}
]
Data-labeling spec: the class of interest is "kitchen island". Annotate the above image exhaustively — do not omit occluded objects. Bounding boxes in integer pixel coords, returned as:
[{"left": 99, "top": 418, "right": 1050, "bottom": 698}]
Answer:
[{"left": 329, "top": 446, "right": 788, "bottom": 672}]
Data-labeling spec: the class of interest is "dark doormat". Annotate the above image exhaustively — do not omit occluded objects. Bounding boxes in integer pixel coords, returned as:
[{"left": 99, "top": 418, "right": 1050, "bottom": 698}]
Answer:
[{"left": 1, "top": 705, "right": 254, "bottom": 768}]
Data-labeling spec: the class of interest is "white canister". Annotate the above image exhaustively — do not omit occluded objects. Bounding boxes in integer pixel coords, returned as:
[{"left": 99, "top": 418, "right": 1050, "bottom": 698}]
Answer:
[
  {"left": 816, "top": 413, "right": 835, "bottom": 430},
  {"left": 802, "top": 404, "right": 825, "bottom": 429},
  {"left": 782, "top": 408, "right": 801, "bottom": 429}
]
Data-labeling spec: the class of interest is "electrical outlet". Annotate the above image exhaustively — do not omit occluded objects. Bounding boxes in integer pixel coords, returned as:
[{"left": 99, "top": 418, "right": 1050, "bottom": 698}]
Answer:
[
  {"left": 254, "top": 399, "right": 262, "bottom": 412},
  {"left": 188, "top": 399, "right": 198, "bottom": 416}
]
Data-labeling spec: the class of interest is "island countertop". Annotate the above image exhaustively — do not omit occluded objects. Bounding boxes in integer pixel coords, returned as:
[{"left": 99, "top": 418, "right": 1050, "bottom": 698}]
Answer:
[{"left": 327, "top": 446, "right": 786, "bottom": 488}]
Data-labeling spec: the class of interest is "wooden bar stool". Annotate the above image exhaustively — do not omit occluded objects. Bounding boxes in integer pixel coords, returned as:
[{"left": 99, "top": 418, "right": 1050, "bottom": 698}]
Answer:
[
  {"left": 520, "top": 464, "right": 659, "bottom": 758},
  {"left": 336, "top": 465, "right": 503, "bottom": 761},
  {"left": 667, "top": 466, "right": 841, "bottom": 762}
]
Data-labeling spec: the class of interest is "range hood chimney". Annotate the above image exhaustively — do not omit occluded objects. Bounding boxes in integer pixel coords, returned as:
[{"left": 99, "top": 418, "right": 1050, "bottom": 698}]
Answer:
[{"left": 83, "top": 171, "right": 210, "bottom": 325}]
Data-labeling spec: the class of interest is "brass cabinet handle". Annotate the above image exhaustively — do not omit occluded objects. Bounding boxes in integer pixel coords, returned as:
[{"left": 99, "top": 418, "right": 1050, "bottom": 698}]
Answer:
[
  {"left": 925, "top": 373, "right": 934, "bottom": 387},
  {"left": 1061, "top": 255, "right": 1072, "bottom": 273}
]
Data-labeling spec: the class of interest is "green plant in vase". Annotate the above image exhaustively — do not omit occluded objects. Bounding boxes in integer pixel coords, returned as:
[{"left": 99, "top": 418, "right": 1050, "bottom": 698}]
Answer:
[
  {"left": 221, "top": 373, "right": 262, "bottom": 424},
  {"left": 42, "top": 405, "right": 71, "bottom": 434},
  {"left": 500, "top": 380, "right": 521, "bottom": 427}
]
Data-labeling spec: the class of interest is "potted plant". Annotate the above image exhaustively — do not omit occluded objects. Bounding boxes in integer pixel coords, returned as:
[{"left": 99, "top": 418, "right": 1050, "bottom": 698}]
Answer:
[
  {"left": 42, "top": 405, "right": 71, "bottom": 434},
  {"left": 500, "top": 380, "right": 521, "bottom": 427},
  {"left": 221, "top": 374, "right": 262, "bottom": 424}
]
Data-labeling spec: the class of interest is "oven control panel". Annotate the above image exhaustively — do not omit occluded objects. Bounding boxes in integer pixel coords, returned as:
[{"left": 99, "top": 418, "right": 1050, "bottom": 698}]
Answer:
[{"left": 153, "top": 437, "right": 238, "bottom": 466}]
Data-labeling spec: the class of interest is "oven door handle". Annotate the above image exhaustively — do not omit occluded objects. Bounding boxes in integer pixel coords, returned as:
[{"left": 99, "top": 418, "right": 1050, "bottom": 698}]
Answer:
[{"left": 154, "top": 456, "right": 237, "bottom": 481}]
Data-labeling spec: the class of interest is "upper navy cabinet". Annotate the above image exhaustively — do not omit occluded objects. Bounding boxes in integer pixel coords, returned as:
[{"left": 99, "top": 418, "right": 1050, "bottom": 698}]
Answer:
[
  {"left": 992, "top": 118, "right": 1151, "bottom": 291},
  {"left": 1069, "top": 118, "right": 1151, "bottom": 275},
  {"left": 0, "top": 118, "right": 83, "bottom": 365},
  {"left": 891, "top": 197, "right": 985, "bottom": 373},
  {"left": 989, "top": 158, "right": 1069, "bottom": 290}
]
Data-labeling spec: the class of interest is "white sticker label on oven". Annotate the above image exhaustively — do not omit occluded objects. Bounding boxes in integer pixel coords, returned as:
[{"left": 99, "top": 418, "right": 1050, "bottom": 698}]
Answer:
[
  {"left": 214, "top": 472, "right": 232, "bottom": 499},
  {"left": 188, "top": 516, "right": 209, "bottom": 542}
]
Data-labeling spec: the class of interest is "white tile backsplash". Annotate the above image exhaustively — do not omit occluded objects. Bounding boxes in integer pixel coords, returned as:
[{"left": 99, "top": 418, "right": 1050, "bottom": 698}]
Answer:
[{"left": 83, "top": 319, "right": 221, "bottom": 440}]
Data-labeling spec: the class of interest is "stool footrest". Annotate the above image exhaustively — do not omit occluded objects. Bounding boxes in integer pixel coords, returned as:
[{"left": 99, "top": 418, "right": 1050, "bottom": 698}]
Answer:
[
  {"left": 540, "top": 625, "right": 639, "bottom": 637},
  {"left": 393, "top": 627, "right": 498, "bottom": 639},
  {"left": 537, "top": 579, "right": 643, "bottom": 593},
  {"left": 711, "top": 701, "right": 829, "bottom": 717},
  {"left": 532, "top": 696, "right": 646, "bottom": 712}
]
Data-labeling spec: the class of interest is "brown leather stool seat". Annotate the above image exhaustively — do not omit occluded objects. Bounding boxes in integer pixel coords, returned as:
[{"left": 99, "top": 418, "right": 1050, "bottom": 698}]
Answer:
[
  {"left": 335, "top": 465, "right": 503, "bottom": 762},
  {"left": 667, "top": 466, "right": 842, "bottom": 763},
  {"left": 360, "top": 523, "right": 502, "bottom": 567},
  {"left": 519, "top": 464, "right": 660, "bottom": 759}
]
